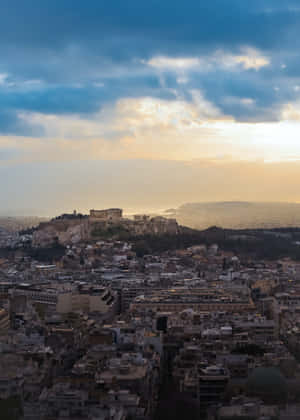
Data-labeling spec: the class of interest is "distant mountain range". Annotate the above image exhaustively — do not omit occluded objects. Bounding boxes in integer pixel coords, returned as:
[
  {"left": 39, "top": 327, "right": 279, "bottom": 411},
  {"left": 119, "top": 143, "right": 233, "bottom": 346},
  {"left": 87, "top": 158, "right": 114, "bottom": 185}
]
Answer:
[{"left": 166, "top": 202, "right": 300, "bottom": 230}]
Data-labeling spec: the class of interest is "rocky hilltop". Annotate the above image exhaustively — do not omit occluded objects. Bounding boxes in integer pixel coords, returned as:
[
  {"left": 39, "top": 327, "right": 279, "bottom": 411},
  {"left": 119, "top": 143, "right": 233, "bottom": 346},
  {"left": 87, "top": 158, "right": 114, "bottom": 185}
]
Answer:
[
  {"left": 32, "top": 218, "right": 89, "bottom": 247},
  {"left": 32, "top": 209, "right": 179, "bottom": 247}
]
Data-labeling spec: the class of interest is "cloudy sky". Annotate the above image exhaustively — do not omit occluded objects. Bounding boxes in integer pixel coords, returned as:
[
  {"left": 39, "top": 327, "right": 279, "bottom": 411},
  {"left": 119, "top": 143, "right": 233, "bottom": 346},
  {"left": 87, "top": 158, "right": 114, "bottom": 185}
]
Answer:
[{"left": 2, "top": 1, "right": 300, "bottom": 215}]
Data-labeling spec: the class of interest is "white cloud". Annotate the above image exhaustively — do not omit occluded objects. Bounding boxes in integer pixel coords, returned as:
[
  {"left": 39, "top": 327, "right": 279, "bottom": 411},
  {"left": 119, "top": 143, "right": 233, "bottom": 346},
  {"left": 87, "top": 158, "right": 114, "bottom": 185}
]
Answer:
[
  {"left": 189, "top": 90, "right": 222, "bottom": 119},
  {"left": 281, "top": 103, "right": 300, "bottom": 121},
  {"left": 145, "top": 47, "right": 270, "bottom": 74},
  {"left": 223, "top": 96, "right": 255, "bottom": 106},
  {"left": 224, "top": 47, "right": 270, "bottom": 70},
  {"left": 13, "top": 92, "right": 230, "bottom": 161},
  {"left": 240, "top": 98, "right": 255, "bottom": 106},
  {"left": 176, "top": 76, "right": 189, "bottom": 84},
  {"left": 147, "top": 56, "right": 201, "bottom": 70},
  {"left": 93, "top": 82, "right": 104, "bottom": 87},
  {"left": 0, "top": 73, "right": 8, "bottom": 85},
  {"left": 19, "top": 90, "right": 223, "bottom": 141},
  {"left": 9, "top": 92, "right": 300, "bottom": 165},
  {"left": 0, "top": 74, "right": 47, "bottom": 91}
]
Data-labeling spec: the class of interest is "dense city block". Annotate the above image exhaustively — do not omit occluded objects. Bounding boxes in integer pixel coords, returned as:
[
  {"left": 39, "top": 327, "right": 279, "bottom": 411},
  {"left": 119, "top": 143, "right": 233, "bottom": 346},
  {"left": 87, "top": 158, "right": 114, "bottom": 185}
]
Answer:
[{"left": 1, "top": 209, "right": 300, "bottom": 419}]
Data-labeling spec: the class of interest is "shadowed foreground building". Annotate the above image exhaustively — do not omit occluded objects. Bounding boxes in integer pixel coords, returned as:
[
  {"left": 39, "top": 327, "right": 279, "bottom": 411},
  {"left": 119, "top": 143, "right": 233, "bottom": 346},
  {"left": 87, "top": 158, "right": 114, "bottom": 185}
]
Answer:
[
  {"left": 246, "top": 366, "right": 287, "bottom": 404},
  {"left": 0, "top": 307, "right": 9, "bottom": 335}
]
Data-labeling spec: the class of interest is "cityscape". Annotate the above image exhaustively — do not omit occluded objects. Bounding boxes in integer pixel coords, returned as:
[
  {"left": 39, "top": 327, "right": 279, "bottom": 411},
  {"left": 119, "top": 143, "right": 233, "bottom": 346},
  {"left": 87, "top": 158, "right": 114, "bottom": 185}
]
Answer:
[
  {"left": 1, "top": 208, "right": 300, "bottom": 419},
  {"left": 3, "top": 0, "right": 300, "bottom": 419}
]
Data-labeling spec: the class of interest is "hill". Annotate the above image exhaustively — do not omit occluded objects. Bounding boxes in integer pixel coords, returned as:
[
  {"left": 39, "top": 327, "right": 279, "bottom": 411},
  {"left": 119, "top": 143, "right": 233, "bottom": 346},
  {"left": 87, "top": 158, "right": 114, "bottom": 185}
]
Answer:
[{"left": 167, "top": 202, "right": 300, "bottom": 230}]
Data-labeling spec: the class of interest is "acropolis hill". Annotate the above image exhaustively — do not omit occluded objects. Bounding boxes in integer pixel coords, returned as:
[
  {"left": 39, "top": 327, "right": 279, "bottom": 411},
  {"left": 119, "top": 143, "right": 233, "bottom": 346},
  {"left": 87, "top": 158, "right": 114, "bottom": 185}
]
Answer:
[{"left": 32, "top": 208, "right": 179, "bottom": 247}]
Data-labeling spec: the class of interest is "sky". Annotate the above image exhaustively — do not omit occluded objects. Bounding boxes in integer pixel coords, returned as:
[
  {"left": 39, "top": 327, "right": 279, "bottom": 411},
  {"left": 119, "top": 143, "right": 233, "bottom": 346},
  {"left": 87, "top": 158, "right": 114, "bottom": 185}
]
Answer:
[{"left": 2, "top": 1, "right": 300, "bottom": 215}]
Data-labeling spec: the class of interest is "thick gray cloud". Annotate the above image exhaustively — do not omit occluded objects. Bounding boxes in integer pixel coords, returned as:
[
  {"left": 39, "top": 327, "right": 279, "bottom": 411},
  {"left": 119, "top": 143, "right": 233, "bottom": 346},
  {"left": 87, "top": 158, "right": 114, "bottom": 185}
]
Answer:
[{"left": 0, "top": 0, "right": 300, "bottom": 132}]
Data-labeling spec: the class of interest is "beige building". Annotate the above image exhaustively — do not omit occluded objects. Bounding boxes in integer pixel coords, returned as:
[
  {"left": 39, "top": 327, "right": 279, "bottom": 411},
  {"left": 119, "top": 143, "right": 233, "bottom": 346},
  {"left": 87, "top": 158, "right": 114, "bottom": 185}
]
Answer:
[
  {"left": 56, "top": 289, "right": 117, "bottom": 316},
  {"left": 89, "top": 208, "right": 123, "bottom": 221},
  {"left": 130, "top": 288, "right": 255, "bottom": 314}
]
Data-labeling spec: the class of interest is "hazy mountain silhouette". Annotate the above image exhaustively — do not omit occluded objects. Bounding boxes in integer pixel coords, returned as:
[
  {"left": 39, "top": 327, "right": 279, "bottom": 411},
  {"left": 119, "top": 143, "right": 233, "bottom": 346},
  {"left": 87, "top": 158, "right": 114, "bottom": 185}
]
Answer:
[{"left": 168, "top": 202, "right": 300, "bottom": 229}]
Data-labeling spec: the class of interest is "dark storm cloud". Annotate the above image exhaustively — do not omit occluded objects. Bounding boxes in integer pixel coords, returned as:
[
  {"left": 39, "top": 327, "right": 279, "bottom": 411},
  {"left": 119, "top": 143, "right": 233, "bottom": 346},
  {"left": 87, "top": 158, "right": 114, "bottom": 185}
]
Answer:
[
  {"left": 0, "top": 0, "right": 298, "bottom": 52},
  {"left": 1, "top": 0, "right": 300, "bottom": 132}
]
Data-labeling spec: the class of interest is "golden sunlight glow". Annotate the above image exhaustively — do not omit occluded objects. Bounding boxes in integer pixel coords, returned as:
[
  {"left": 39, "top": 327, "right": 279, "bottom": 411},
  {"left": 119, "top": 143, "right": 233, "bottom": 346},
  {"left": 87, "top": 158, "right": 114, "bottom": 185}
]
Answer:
[{"left": 4, "top": 93, "right": 300, "bottom": 164}]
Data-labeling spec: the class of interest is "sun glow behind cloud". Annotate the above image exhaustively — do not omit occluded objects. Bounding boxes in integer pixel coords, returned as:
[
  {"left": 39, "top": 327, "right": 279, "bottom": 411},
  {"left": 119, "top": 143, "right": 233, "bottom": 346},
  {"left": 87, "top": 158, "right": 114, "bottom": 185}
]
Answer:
[{"left": 0, "top": 92, "right": 298, "bottom": 165}]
